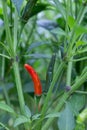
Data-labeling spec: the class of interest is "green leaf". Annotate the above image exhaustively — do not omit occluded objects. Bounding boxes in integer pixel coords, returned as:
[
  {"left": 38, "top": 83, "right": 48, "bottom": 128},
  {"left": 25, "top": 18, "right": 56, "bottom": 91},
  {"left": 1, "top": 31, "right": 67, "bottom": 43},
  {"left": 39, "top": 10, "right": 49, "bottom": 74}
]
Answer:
[
  {"left": 68, "top": 94, "right": 85, "bottom": 116},
  {"left": 14, "top": 115, "right": 30, "bottom": 127},
  {"left": 58, "top": 103, "right": 75, "bottom": 130},
  {"left": 27, "top": 41, "right": 51, "bottom": 52},
  {"left": 77, "top": 108, "right": 87, "bottom": 123},
  {"left": 11, "top": 0, "right": 23, "bottom": 13},
  {"left": 75, "top": 25, "right": 87, "bottom": 38},
  {"left": 76, "top": 40, "right": 87, "bottom": 47},
  {"left": 51, "top": 27, "right": 66, "bottom": 36},
  {"left": 53, "top": 0, "right": 66, "bottom": 20},
  {"left": 32, "top": 114, "right": 41, "bottom": 120},
  {"left": 24, "top": 105, "right": 31, "bottom": 118},
  {"left": 0, "top": 122, "right": 9, "bottom": 130},
  {"left": 75, "top": 123, "right": 85, "bottom": 130},
  {"left": 0, "top": 102, "right": 15, "bottom": 114},
  {"left": 68, "top": 16, "right": 75, "bottom": 29},
  {"left": 45, "top": 112, "right": 60, "bottom": 118},
  {"left": 23, "top": 53, "right": 51, "bottom": 59},
  {"left": 28, "top": 3, "right": 48, "bottom": 18}
]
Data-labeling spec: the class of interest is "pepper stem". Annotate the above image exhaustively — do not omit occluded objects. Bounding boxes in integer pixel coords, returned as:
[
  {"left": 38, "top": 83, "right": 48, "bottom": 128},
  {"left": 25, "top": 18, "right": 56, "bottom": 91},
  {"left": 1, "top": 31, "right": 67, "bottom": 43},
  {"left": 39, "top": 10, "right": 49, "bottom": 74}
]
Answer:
[{"left": 13, "top": 61, "right": 25, "bottom": 114}]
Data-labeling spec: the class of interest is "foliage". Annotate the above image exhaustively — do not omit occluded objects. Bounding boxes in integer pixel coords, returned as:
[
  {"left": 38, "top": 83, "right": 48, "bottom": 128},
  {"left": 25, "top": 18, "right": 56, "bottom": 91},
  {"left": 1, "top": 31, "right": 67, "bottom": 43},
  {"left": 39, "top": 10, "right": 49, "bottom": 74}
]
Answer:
[{"left": 0, "top": 0, "right": 87, "bottom": 130}]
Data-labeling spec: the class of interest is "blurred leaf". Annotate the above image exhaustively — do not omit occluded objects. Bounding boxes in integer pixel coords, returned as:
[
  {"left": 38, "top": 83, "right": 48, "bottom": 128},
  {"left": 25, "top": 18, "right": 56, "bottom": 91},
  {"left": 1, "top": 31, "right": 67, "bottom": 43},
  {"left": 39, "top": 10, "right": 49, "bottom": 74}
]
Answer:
[
  {"left": 29, "top": 3, "right": 48, "bottom": 18},
  {"left": 68, "top": 94, "right": 85, "bottom": 116},
  {"left": 11, "top": 0, "right": 23, "bottom": 13},
  {"left": 76, "top": 25, "right": 87, "bottom": 38},
  {"left": 51, "top": 27, "right": 66, "bottom": 36},
  {"left": 24, "top": 105, "right": 31, "bottom": 118},
  {"left": 0, "top": 122, "right": 9, "bottom": 130},
  {"left": 0, "top": 8, "right": 3, "bottom": 15},
  {"left": 27, "top": 41, "right": 51, "bottom": 52},
  {"left": 53, "top": 0, "right": 66, "bottom": 20},
  {"left": 32, "top": 114, "right": 41, "bottom": 120},
  {"left": 0, "top": 83, "right": 13, "bottom": 93},
  {"left": 21, "top": 2, "right": 48, "bottom": 22},
  {"left": 0, "top": 102, "right": 15, "bottom": 114},
  {"left": 77, "top": 108, "right": 87, "bottom": 123},
  {"left": 76, "top": 40, "right": 87, "bottom": 47},
  {"left": 45, "top": 112, "right": 60, "bottom": 118},
  {"left": 68, "top": 16, "right": 75, "bottom": 29},
  {"left": 75, "top": 123, "right": 85, "bottom": 130},
  {"left": 37, "top": 19, "right": 58, "bottom": 30},
  {"left": 23, "top": 53, "right": 51, "bottom": 59},
  {"left": 56, "top": 16, "right": 65, "bottom": 29},
  {"left": 58, "top": 103, "right": 75, "bottom": 130},
  {"left": 14, "top": 115, "right": 30, "bottom": 127}
]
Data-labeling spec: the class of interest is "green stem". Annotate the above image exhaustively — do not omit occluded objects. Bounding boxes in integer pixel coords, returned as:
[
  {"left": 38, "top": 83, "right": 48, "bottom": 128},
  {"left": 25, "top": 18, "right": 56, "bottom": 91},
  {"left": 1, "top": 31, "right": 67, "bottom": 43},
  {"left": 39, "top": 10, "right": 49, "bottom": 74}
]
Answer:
[
  {"left": 41, "top": 62, "right": 65, "bottom": 115},
  {"left": 2, "top": 0, "right": 14, "bottom": 56},
  {"left": 12, "top": 61, "right": 25, "bottom": 114},
  {"left": 0, "top": 54, "right": 10, "bottom": 59},
  {"left": 33, "top": 61, "right": 65, "bottom": 129},
  {"left": 14, "top": 8, "right": 18, "bottom": 53},
  {"left": 66, "top": 5, "right": 86, "bottom": 56},
  {"left": 75, "top": 91, "right": 87, "bottom": 95},
  {"left": 66, "top": 58, "right": 73, "bottom": 86},
  {"left": 10, "top": 0, "right": 12, "bottom": 25},
  {"left": 42, "top": 67, "right": 87, "bottom": 130},
  {"left": 0, "top": 122, "right": 9, "bottom": 130},
  {"left": 70, "top": 56, "right": 87, "bottom": 62},
  {"left": 1, "top": 52, "right": 11, "bottom": 106},
  {"left": 42, "top": 92, "right": 69, "bottom": 130}
]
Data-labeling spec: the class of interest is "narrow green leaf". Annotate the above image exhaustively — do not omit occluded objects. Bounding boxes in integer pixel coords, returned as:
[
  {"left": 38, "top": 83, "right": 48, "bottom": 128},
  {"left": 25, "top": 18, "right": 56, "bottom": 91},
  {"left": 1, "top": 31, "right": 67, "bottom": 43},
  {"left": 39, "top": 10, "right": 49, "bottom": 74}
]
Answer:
[
  {"left": 14, "top": 115, "right": 30, "bottom": 127},
  {"left": 32, "top": 114, "right": 41, "bottom": 121},
  {"left": 0, "top": 102, "right": 15, "bottom": 114},
  {"left": 24, "top": 105, "right": 31, "bottom": 118},
  {"left": 23, "top": 54, "right": 51, "bottom": 59},
  {"left": 0, "top": 122, "right": 9, "bottom": 130},
  {"left": 51, "top": 27, "right": 66, "bottom": 36},
  {"left": 45, "top": 112, "right": 60, "bottom": 118}
]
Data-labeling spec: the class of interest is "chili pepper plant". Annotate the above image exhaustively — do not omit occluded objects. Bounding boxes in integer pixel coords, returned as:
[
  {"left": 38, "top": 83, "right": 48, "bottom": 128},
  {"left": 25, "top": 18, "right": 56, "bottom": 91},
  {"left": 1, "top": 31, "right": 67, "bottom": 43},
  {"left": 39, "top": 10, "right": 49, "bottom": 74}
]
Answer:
[{"left": 0, "top": 0, "right": 87, "bottom": 130}]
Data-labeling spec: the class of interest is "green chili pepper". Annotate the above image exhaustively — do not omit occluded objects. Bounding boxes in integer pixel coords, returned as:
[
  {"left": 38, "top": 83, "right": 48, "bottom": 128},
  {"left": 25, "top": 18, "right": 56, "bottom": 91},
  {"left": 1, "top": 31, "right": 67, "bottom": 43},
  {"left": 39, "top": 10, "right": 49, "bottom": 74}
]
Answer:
[{"left": 21, "top": 0, "right": 38, "bottom": 22}]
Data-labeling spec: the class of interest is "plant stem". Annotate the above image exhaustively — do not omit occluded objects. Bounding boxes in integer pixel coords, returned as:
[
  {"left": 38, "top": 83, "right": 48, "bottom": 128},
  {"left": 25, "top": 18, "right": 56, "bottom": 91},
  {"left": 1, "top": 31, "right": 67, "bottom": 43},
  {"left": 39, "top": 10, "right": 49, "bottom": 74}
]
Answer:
[
  {"left": 41, "top": 62, "right": 65, "bottom": 114},
  {"left": 1, "top": 51, "right": 11, "bottom": 106},
  {"left": 42, "top": 68, "right": 87, "bottom": 130},
  {"left": 67, "top": 5, "right": 86, "bottom": 55},
  {"left": 75, "top": 91, "right": 87, "bottom": 95},
  {"left": 2, "top": 0, "right": 14, "bottom": 56},
  {"left": 2, "top": 0, "right": 25, "bottom": 114},
  {"left": 33, "top": 61, "right": 66, "bottom": 129},
  {"left": 12, "top": 61, "right": 25, "bottom": 114},
  {"left": 66, "top": 58, "right": 73, "bottom": 86},
  {"left": 14, "top": 8, "right": 18, "bottom": 53},
  {"left": 42, "top": 92, "right": 69, "bottom": 130}
]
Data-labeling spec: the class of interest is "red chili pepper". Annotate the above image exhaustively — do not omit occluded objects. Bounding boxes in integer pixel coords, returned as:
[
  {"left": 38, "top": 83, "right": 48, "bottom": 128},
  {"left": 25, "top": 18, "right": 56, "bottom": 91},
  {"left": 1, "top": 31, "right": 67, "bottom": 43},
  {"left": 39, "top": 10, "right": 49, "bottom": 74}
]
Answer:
[{"left": 24, "top": 64, "right": 42, "bottom": 96}]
